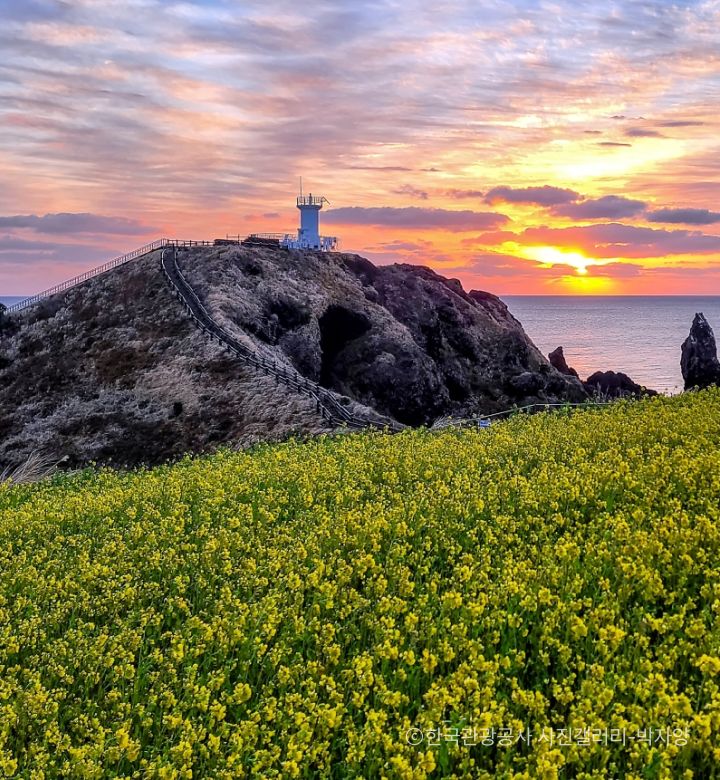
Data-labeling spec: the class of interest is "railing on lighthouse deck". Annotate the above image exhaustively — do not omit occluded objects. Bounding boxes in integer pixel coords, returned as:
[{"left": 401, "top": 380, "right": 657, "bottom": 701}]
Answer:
[{"left": 297, "top": 195, "right": 327, "bottom": 207}]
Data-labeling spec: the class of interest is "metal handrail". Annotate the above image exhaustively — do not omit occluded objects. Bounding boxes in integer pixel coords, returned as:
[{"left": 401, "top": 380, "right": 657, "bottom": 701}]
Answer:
[
  {"left": 245, "top": 233, "right": 293, "bottom": 241},
  {"left": 430, "top": 401, "right": 614, "bottom": 430},
  {"left": 5, "top": 238, "right": 221, "bottom": 314},
  {"left": 161, "top": 247, "right": 394, "bottom": 430},
  {"left": 297, "top": 195, "right": 327, "bottom": 207},
  {"left": 165, "top": 240, "right": 214, "bottom": 247},
  {"left": 6, "top": 238, "right": 172, "bottom": 313}
]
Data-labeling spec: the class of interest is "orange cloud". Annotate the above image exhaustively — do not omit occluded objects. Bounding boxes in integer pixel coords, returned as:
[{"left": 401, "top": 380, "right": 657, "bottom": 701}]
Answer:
[{"left": 1, "top": 0, "right": 719, "bottom": 294}]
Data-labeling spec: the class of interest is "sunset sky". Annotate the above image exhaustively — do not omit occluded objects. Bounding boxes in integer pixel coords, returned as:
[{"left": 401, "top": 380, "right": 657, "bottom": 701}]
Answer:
[{"left": 1, "top": 0, "right": 719, "bottom": 295}]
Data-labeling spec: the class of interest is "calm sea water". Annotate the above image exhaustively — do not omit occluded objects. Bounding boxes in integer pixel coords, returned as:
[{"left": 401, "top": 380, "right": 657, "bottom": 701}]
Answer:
[{"left": 505, "top": 296, "right": 720, "bottom": 394}]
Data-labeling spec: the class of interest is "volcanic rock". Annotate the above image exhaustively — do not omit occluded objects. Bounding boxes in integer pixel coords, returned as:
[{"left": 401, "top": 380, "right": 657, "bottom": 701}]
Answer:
[
  {"left": 681, "top": 312, "right": 720, "bottom": 390},
  {"left": 585, "top": 370, "right": 657, "bottom": 398},
  {"left": 508, "top": 371, "right": 545, "bottom": 396},
  {"left": 548, "top": 346, "right": 580, "bottom": 379}
]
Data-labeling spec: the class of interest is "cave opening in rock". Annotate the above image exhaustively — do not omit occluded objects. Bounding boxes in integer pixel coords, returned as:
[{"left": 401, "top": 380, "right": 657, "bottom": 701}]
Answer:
[{"left": 319, "top": 304, "right": 371, "bottom": 387}]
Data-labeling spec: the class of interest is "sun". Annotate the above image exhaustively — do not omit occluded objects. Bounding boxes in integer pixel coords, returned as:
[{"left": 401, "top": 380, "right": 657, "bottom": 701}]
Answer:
[{"left": 522, "top": 245, "right": 594, "bottom": 275}]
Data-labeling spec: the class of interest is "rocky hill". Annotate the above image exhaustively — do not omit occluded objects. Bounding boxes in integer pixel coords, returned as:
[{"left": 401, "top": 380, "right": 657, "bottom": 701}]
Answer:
[{"left": 0, "top": 244, "right": 586, "bottom": 469}]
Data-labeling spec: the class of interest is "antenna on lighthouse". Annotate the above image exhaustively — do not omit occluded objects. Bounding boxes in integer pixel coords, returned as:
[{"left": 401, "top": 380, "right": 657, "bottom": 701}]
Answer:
[{"left": 299, "top": 176, "right": 303, "bottom": 197}]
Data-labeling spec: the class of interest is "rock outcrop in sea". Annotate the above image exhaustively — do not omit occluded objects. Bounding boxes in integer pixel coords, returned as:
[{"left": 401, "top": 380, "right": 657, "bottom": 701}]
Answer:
[
  {"left": 548, "top": 346, "right": 656, "bottom": 398},
  {"left": 0, "top": 245, "right": 588, "bottom": 469},
  {"left": 681, "top": 312, "right": 720, "bottom": 390},
  {"left": 584, "top": 370, "right": 657, "bottom": 399},
  {"left": 548, "top": 346, "right": 580, "bottom": 379}
]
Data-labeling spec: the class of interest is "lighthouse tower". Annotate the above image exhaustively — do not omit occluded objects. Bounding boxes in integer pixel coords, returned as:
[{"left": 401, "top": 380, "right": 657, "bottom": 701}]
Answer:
[
  {"left": 278, "top": 188, "right": 337, "bottom": 251},
  {"left": 296, "top": 193, "right": 326, "bottom": 249}
]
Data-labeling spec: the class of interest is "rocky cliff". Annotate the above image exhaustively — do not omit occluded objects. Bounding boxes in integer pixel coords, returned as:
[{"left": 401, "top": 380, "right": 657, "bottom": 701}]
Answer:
[
  {"left": 681, "top": 313, "right": 720, "bottom": 390},
  {"left": 182, "top": 245, "right": 588, "bottom": 422},
  {"left": 0, "top": 245, "right": 586, "bottom": 468}
]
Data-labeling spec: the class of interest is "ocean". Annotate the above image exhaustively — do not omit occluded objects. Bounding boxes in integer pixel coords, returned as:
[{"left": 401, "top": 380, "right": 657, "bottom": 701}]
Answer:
[{"left": 505, "top": 296, "right": 720, "bottom": 395}]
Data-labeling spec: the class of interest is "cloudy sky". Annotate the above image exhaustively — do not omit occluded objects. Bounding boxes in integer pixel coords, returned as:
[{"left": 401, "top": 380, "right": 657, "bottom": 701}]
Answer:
[{"left": 1, "top": 0, "right": 719, "bottom": 294}]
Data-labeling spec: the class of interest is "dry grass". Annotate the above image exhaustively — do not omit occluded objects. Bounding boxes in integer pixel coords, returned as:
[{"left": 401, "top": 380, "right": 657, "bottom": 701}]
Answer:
[
  {"left": 0, "top": 250, "right": 332, "bottom": 472},
  {"left": 0, "top": 452, "right": 68, "bottom": 485}
]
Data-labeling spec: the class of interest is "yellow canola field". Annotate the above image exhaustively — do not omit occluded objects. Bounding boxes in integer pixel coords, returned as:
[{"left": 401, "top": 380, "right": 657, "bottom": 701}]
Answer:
[{"left": 1, "top": 392, "right": 720, "bottom": 779}]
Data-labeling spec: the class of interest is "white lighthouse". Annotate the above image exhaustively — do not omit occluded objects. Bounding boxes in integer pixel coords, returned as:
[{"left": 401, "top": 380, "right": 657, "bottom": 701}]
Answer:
[
  {"left": 297, "top": 194, "right": 324, "bottom": 248},
  {"left": 280, "top": 190, "right": 337, "bottom": 251}
]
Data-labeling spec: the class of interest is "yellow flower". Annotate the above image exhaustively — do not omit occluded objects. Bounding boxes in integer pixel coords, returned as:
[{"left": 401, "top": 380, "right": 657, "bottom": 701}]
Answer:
[
  {"left": 231, "top": 683, "right": 252, "bottom": 704},
  {"left": 1, "top": 391, "right": 719, "bottom": 777},
  {"left": 696, "top": 655, "right": 720, "bottom": 676},
  {"left": 421, "top": 649, "right": 438, "bottom": 674}
]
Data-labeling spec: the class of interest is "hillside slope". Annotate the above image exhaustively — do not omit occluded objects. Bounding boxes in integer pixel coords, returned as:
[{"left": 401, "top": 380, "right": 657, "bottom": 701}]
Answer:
[
  {"left": 0, "top": 244, "right": 585, "bottom": 468},
  {"left": 0, "top": 251, "right": 332, "bottom": 469}
]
